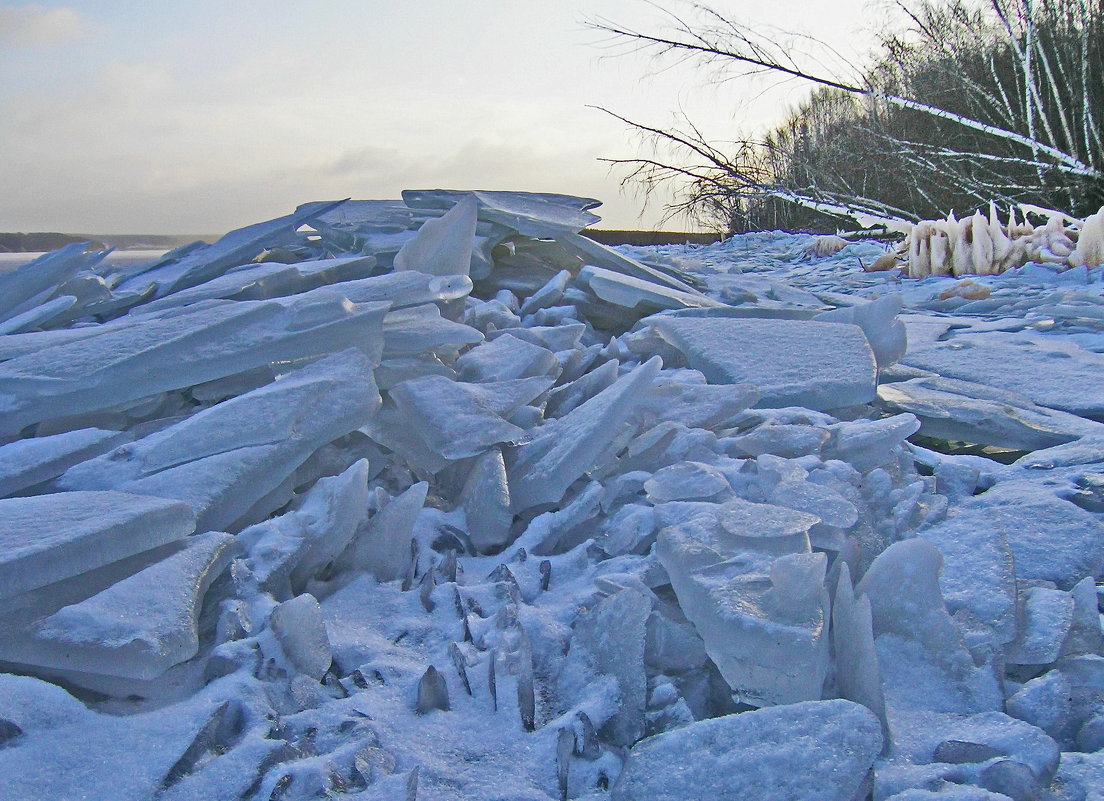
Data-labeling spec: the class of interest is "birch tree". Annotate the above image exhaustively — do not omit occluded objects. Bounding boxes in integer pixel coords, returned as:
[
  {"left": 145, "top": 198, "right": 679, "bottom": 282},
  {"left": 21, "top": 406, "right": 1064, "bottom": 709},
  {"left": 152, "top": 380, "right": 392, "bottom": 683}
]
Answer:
[{"left": 592, "top": 0, "right": 1103, "bottom": 231}]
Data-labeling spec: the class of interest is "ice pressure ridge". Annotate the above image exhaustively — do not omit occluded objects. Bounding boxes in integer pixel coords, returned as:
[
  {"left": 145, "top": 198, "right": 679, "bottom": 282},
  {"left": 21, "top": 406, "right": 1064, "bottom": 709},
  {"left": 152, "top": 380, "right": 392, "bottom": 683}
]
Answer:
[{"left": 1, "top": 190, "right": 1104, "bottom": 800}]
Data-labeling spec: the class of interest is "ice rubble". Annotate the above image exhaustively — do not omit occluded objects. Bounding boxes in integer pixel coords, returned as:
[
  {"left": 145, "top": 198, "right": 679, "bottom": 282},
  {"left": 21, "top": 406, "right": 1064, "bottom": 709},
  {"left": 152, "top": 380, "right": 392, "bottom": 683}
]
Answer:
[{"left": 1, "top": 191, "right": 1103, "bottom": 801}]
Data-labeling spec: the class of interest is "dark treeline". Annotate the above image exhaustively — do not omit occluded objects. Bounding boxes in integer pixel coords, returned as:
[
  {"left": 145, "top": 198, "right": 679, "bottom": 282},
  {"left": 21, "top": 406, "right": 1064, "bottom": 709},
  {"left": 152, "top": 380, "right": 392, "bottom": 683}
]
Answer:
[{"left": 596, "top": 0, "right": 1104, "bottom": 233}]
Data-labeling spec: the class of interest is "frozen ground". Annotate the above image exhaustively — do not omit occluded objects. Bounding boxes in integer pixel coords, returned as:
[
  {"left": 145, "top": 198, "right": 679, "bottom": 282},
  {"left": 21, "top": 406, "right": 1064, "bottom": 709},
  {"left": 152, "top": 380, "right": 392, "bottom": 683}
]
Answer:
[{"left": 1, "top": 193, "right": 1103, "bottom": 801}]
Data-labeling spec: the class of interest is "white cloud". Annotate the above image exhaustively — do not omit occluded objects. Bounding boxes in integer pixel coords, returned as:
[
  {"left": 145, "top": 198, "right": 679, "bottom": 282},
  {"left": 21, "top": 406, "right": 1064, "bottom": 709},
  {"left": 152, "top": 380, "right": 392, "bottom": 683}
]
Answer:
[{"left": 0, "top": 5, "right": 92, "bottom": 47}]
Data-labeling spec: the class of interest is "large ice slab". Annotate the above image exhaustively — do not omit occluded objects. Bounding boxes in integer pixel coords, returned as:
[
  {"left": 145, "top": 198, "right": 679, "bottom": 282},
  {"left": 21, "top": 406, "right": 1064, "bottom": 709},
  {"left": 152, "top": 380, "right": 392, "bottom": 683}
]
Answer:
[
  {"left": 613, "top": 699, "right": 882, "bottom": 801},
  {"left": 578, "top": 265, "right": 723, "bottom": 315},
  {"left": 58, "top": 349, "right": 380, "bottom": 532},
  {"left": 0, "top": 491, "right": 195, "bottom": 602},
  {"left": 133, "top": 254, "right": 378, "bottom": 313},
  {"left": 0, "top": 674, "right": 235, "bottom": 801},
  {"left": 455, "top": 332, "right": 558, "bottom": 382},
  {"left": 813, "top": 293, "right": 907, "bottom": 369},
  {"left": 878, "top": 376, "right": 1094, "bottom": 451},
  {"left": 902, "top": 331, "right": 1104, "bottom": 418},
  {"left": 929, "top": 482, "right": 1104, "bottom": 590},
  {"left": 112, "top": 199, "right": 347, "bottom": 296},
  {"left": 0, "top": 428, "right": 129, "bottom": 498},
  {"left": 0, "top": 242, "right": 104, "bottom": 325},
  {"left": 0, "top": 293, "right": 388, "bottom": 438},
  {"left": 650, "top": 317, "right": 878, "bottom": 410},
  {"left": 919, "top": 513, "right": 1018, "bottom": 645},
  {"left": 8, "top": 532, "right": 237, "bottom": 680}
]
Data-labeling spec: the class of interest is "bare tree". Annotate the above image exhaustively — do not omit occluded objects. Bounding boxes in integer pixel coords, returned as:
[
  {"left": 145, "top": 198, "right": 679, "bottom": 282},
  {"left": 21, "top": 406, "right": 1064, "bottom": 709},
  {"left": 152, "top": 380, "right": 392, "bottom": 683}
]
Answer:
[{"left": 591, "top": 0, "right": 1104, "bottom": 232}]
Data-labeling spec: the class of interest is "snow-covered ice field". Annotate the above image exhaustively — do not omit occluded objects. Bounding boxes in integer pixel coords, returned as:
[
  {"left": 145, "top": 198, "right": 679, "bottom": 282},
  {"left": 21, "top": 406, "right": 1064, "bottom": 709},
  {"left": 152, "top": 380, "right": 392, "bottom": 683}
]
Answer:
[{"left": 1, "top": 191, "right": 1103, "bottom": 801}]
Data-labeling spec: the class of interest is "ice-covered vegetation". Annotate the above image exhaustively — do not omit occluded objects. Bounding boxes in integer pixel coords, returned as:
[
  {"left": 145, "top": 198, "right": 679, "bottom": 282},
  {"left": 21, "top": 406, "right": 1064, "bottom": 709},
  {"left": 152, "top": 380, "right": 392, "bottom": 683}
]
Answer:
[
  {"left": 593, "top": 0, "right": 1104, "bottom": 233},
  {"left": 1, "top": 191, "right": 1104, "bottom": 800}
]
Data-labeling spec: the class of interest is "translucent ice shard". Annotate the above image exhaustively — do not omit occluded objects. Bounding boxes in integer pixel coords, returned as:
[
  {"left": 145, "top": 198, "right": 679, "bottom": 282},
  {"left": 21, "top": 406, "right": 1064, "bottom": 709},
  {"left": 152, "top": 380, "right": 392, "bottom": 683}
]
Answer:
[
  {"left": 335, "top": 481, "right": 427, "bottom": 582},
  {"left": 133, "top": 254, "right": 378, "bottom": 313},
  {"left": 390, "top": 375, "right": 527, "bottom": 460},
  {"left": 455, "top": 333, "right": 558, "bottom": 382},
  {"left": 832, "top": 564, "right": 890, "bottom": 747},
  {"left": 0, "top": 491, "right": 195, "bottom": 602},
  {"left": 0, "top": 295, "right": 78, "bottom": 335},
  {"left": 561, "top": 588, "right": 650, "bottom": 746},
  {"left": 1006, "top": 587, "right": 1074, "bottom": 666},
  {"left": 578, "top": 266, "right": 722, "bottom": 315},
  {"left": 458, "top": 448, "right": 513, "bottom": 553},
  {"left": 238, "top": 460, "right": 371, "bottom": 598},
  {"left": 508, "top": 357, "right": 661, "bottom": 511},
  {"left": 613, "top": 699, "right": 882, "bottom": 801},
  {"left": 22, "top": 532, "right": 237, "bottom": 680},
  {"left": 394, "top": 195, "right": 478, "bottom": 277},
  {"left": 402, "top": 189, "right": 602, "bottom": 238},
  {"left": 382, "top": 304, "right": 483, "bottom": 358},
  {"left": 650, "top": 317, "right": 878, "bottom": 410},
  {"left": 269, "top": 593, "right": 332, "bottom": 679},
  {"left": 656, "top": 500, "right": 830, "bottom": 706},
  {"left": 58, "top": 349, "right": 380, "bottom": 532}
]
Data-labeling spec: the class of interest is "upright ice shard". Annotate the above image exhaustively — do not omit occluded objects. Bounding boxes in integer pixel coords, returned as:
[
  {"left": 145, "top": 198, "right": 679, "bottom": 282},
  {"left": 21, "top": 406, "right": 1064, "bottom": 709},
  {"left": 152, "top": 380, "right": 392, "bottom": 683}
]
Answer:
[
  {"left": 656, "top": 500, "right": 830, "bottom": 706},
  {"left": 335, "top": 481, "right": 428, "bottom": 582},
  {"left": 394, "top": 195, "right": 478, "bottom": 277}
]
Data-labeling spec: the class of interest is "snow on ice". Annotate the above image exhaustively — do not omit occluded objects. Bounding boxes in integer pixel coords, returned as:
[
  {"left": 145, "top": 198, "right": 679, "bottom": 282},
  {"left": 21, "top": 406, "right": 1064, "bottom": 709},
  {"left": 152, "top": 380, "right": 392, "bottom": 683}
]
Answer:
[{"left": 1, "top": 190, "right": 1103, "bottom": 800}]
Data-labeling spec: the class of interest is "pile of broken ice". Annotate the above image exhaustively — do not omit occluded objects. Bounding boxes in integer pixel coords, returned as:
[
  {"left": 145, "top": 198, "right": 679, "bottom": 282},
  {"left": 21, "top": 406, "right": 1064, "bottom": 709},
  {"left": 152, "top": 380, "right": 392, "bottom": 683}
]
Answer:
[{"left": 1, "top": 190, "right": 1103, "bottom": 801}]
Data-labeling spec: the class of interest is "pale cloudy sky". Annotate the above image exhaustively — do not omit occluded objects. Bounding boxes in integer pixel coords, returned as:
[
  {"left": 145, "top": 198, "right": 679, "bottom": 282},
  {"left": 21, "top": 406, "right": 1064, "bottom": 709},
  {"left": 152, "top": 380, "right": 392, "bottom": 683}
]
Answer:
[{"left": 0, "top": 1, "right": 876, "bottom": 234}]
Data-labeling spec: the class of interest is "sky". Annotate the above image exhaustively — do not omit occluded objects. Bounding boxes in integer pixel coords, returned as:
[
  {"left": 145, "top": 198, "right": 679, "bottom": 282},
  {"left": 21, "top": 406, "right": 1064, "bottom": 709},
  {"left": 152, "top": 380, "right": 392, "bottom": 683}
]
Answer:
[{"left": 0, "top": 1, "right": 877, "bottom": 234}]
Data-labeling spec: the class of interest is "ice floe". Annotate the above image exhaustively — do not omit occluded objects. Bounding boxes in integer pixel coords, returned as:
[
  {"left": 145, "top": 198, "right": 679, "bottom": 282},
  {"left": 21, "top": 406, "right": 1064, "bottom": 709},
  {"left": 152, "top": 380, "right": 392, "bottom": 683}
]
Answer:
[{"left": 1, "top": 190, "right": 1103, "bottom": 800}]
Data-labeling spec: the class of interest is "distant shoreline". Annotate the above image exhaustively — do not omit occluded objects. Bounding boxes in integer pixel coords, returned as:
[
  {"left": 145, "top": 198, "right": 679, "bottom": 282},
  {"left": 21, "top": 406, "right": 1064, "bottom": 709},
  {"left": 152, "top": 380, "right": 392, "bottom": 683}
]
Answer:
[
  {"left": 0, "top": 229, "right": 722, "bottom": 254},
  {"left": 0, "top": 232, "right": 215, "bottom": 253}
]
